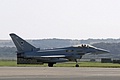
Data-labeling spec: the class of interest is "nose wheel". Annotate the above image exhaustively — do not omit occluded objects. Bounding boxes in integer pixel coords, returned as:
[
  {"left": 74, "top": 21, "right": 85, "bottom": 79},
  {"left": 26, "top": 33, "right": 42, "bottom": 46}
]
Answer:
[
  {"left": 75, "top": 59, "right": 79, "bottom": 67},
  {"left": 75, "top": 64, "right": 79, "bottom": 67}
]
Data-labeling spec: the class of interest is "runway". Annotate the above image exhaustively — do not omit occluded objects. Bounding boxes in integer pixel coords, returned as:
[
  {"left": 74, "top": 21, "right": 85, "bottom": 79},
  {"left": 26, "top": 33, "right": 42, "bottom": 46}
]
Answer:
[{"left": 0, "top": 67, "right": 120, "bottom": 80}]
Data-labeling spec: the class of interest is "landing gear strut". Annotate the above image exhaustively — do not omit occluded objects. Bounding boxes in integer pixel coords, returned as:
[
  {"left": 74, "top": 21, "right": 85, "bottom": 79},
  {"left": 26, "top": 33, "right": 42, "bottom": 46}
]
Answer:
[{"left": 75, "top": 59, "right": 79, "bottom": 67}]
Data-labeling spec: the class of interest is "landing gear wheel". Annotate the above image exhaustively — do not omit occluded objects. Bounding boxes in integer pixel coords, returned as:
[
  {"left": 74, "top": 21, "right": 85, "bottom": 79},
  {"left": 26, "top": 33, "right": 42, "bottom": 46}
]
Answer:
[
  {"left": 48, "top": 63, "right": 54, "bottom": 67},
  {"left": 75, "top": 64, "right": 79, "bottom": 67}
]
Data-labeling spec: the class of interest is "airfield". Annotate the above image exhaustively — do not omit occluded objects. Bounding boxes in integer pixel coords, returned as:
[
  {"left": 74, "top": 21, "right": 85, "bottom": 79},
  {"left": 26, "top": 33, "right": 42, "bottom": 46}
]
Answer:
[{"left": 0, "top": 67, "right": 120, "bottom": 80}]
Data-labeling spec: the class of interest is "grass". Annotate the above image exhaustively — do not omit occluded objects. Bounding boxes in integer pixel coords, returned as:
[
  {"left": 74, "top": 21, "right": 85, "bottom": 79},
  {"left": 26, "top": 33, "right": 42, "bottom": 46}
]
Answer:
[
  {"left": 0, "top": 60, "right": 120, "bottom": 68},
  {"left": 0, "top": 60, "right": 17, "bottom": 66}
]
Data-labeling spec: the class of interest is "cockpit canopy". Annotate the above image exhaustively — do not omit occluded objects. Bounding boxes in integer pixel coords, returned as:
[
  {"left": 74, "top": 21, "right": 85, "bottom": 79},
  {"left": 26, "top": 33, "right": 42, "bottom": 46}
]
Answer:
[{"left": 72, "top": 44, "right": 95, "bottom": 48}]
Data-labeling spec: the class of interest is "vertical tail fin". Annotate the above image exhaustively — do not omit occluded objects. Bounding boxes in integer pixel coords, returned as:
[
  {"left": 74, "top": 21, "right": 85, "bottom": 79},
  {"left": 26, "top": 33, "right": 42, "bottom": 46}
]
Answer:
[{"left": 9, "top": 33, "right": 39, "bottom": 52}]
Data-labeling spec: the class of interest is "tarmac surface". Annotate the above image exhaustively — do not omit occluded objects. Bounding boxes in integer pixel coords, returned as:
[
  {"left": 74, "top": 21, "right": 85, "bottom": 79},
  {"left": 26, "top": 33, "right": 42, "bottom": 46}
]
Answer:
[{"left": 0, "top": 67, "right": 120, "bottom": 80}]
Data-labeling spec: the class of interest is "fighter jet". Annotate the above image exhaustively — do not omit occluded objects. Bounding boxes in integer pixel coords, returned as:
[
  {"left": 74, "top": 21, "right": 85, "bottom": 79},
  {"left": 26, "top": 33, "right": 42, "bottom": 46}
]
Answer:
[{"left": 10, "top": 33, "right": 109, "bottom": 67}]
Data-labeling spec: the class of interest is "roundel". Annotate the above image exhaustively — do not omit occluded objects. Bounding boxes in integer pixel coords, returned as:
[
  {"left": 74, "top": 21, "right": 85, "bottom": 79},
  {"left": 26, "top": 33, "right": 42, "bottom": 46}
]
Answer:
[{"left": 21, "top": 41, "right": 24, "bottom": 45}]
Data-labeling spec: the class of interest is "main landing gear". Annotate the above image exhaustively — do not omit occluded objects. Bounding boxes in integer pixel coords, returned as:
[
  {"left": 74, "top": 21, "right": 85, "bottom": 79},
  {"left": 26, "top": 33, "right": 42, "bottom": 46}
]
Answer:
[
  {"left": 48, "top": 60, "right": 80, "bottom": 67},
  {"left": 48, "top": 63, "right": 54, "bottom": 67}
]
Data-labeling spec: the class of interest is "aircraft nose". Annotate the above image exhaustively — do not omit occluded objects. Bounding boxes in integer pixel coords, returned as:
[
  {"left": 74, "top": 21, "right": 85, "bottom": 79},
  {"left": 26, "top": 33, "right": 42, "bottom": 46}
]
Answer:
[
  {"left": 89, "top": 47, "right": 110, "bottom": 54},
  {"left": 96, "top": 48, "right": 110, "bottom": 54}
]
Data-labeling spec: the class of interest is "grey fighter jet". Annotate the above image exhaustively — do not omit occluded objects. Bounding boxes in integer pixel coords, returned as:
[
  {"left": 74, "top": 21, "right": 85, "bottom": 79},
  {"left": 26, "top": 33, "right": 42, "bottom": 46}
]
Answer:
[{"left": 10, "top": 33, "right": 109, "bottom": 67}]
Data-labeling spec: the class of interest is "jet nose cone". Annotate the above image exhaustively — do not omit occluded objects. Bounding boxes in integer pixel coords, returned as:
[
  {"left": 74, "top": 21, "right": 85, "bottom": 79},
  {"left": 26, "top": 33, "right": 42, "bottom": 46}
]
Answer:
[
  {"left": 101, "top": 49, "right": 110, "bottom": 53},
  {"left": 97, "top": 48, "right": 110, "bottom": 54}
]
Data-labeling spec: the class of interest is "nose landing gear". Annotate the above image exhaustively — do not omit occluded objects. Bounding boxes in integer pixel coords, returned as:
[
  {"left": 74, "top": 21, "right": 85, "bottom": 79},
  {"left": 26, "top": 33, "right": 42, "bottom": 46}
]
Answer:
[
  {"left": 75, "top": 64, "right": 79, "bottom": 67},
  {"left": 75, "top": 59, "right": 79, "bottom": 67}
]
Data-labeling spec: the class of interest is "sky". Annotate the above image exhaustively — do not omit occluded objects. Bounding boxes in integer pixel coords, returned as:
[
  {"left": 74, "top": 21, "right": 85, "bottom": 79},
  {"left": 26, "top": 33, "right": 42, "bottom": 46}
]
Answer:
[{"left": 0, "top": 0, "right": 120, "bottom": 40}]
